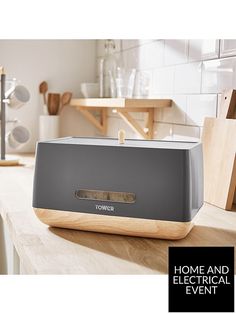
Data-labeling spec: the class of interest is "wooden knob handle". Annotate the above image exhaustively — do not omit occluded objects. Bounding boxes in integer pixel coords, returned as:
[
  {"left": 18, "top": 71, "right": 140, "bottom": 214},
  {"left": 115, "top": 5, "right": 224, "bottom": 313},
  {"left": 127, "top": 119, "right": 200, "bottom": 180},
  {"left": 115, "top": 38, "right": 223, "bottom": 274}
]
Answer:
[{"left": 118, "top": 129, "right": 126, "bottom": 144}]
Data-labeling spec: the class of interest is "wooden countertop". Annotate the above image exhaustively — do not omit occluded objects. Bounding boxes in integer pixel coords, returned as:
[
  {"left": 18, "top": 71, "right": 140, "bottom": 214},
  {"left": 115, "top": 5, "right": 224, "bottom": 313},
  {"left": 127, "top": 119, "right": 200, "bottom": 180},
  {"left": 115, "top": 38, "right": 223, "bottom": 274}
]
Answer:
[{"left": 0, "top": 154, "right": 236, "bottom": 274}]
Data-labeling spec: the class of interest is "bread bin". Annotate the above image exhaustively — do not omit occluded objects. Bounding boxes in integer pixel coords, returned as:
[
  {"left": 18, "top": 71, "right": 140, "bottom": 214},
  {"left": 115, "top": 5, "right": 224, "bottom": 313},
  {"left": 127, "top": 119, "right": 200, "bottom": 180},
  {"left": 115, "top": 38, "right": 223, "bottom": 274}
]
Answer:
[{"left": 33, "top": 137, "right": 203, "bottom": 239}]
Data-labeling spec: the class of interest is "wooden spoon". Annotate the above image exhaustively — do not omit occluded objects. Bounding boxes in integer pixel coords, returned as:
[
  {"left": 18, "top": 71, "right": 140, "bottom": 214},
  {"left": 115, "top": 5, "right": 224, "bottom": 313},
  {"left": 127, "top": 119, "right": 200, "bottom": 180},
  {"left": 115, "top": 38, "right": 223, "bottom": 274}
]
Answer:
[
  {"left": 39, "top": 81, "right": 48, "bottom": 104},
  {"left": 60, "top": 92, "right": 72, "bottom": 113}
]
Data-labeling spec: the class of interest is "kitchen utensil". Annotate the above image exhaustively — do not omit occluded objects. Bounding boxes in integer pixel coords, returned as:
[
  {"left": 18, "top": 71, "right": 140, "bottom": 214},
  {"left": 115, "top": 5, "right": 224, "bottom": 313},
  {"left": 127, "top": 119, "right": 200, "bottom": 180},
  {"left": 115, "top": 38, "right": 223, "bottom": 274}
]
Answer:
[
  {"left": 60, "top": 92, "right": 72, "bottom": 113},
  {"left": 47, "top": 93, "right": 60, "bottom": 115},
  {"left": 39, "top": 81, "right": 48, "bottom": 105},
  {"left": 202, "top": 117, "right": 236, "bottom": 210},
  {"left": 33, "top": 137, "right": 203, "bottom": 239}
]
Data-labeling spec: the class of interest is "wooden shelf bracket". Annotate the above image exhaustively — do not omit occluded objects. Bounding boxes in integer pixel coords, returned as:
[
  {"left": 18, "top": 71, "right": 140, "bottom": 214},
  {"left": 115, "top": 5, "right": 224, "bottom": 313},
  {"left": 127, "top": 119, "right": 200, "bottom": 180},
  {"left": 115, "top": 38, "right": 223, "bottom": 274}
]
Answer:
[
  {"left": 117, "top": 108, "right": 154, "bottom": 139},
  {"left": 76, "top": 107, "right": 107, "bottom": 135},
  {"left": 71, "top": 98, "right": 172, "bottom": 139}
]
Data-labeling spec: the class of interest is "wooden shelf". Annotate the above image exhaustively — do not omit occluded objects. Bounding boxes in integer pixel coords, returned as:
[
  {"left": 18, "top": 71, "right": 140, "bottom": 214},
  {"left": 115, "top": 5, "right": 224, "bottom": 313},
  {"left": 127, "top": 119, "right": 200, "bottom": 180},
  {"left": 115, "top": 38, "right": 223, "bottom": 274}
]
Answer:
[
  {"left": 70, "top": 98, "right": 172, "bottom": 139},
  {"left": 70, "top": 98, "right": 171, "bottom": 108}
]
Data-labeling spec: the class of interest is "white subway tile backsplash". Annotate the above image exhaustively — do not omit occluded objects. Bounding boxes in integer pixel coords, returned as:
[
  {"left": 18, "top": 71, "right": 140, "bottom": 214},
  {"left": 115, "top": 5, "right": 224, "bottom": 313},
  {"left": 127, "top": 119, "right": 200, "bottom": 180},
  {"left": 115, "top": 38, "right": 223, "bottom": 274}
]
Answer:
[
  {"left": 186, "top": 95, "right": 217, "bottom": 126},
  {"left": 159, "top": 95, "right": 187, "bottom": 124},
  {"left": 96, "top": 39, "right": 236, "bottom": 141},
  {"left": 220, "top": 40, "right": 236, "bottom": 57},
  {"left": 121, "top": 41, "right": 164, "bottom": 72},
  {"left": 172, "top": 125, "right": 200, "bottom": 141},
  {"left": 122, "top": 40, "right": 153, "bottom": 50},
  {"left": 164, "top": 40, "right": 188, "bottom": 66},
  {"left": 202, "top": 57, "right": 236, "bottom": 93},
  {"left": 174, "top": 62, "right": 202, "bottom": 94},
  {"left": 151, "top": 66, "right": 174, "bottom": 94},
  {"left": 188, "top": 40, "right": 219, "bottom": 62},
  {"left": 138, "top": 40, "right": 164, "bottom": 70},
  {"left": 153, "top": 122, "right": 173, "bottom": 140}
]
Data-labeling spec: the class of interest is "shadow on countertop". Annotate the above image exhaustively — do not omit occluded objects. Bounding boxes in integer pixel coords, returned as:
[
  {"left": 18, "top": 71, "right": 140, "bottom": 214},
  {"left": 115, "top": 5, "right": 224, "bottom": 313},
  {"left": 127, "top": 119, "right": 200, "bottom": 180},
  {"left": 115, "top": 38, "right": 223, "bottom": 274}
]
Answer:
[{"left": 49, "top": 224, "right": 236, "bottom": 274}]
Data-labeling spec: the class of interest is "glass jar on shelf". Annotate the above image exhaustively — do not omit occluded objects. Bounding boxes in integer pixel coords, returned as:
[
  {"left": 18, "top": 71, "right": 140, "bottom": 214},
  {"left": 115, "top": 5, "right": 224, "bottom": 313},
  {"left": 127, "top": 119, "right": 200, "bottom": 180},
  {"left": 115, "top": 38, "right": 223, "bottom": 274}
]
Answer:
[{"left": 99, "top": 39, "right": 117, "bottom": 98}]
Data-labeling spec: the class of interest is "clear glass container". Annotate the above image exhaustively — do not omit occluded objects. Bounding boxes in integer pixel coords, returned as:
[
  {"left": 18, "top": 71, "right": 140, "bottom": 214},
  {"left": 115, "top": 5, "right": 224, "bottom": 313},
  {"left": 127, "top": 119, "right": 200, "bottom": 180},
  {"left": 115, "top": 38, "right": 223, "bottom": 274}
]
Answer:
[
  {"left": 102, "top": 39, "right": 117, "bottom": 98},
  {"left": 115, "top": 68, "right": 136, "bottom": 98}
]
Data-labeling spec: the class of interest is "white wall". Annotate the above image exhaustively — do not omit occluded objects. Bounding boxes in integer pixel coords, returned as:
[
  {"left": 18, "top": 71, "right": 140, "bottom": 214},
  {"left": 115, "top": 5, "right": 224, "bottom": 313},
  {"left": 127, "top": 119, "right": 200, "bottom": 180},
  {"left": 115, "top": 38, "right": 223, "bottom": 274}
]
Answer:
[
  {"left": 97, "top": 39, "right": 236, "bottom": 141},
  {"left": 0, "top": 40, "right": 97, "bottom": 152}
]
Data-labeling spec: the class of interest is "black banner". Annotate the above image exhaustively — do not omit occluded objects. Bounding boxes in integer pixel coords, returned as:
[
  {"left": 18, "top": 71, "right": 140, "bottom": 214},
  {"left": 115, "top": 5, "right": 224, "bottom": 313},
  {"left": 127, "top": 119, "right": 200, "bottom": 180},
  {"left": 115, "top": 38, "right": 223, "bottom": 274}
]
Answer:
[{"left": 168, "top": 247, "right": 234, "bottom": 312}]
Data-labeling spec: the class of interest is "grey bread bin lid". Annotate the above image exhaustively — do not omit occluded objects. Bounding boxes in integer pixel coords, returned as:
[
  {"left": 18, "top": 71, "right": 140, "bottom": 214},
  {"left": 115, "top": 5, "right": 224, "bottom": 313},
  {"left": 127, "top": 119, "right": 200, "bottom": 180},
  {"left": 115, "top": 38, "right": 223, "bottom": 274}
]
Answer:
[{"left": 40, "top": 136, "right": 199, "bottom": 150}]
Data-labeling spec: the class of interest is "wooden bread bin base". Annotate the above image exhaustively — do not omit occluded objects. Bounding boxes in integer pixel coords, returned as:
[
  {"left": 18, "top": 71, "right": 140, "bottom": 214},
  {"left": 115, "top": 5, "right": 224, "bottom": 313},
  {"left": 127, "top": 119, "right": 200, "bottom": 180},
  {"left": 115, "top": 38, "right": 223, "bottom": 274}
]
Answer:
[{"left": 34, "top": 208, "right": 194, "bottom": 240}]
